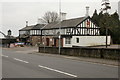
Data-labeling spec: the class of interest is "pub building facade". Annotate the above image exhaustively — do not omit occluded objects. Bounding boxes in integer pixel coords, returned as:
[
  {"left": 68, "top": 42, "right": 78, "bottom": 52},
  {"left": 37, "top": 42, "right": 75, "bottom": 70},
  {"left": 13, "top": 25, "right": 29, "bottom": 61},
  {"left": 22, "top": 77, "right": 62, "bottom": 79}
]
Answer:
[
  {"left": 29, "top": 16, "right": 110, "bottom": 47},
  {"left": 19, "top": 6, "right": 111, "bottom": 47},
  {"left": 19, "top": 6, "right": 110, "bottom": 47}
]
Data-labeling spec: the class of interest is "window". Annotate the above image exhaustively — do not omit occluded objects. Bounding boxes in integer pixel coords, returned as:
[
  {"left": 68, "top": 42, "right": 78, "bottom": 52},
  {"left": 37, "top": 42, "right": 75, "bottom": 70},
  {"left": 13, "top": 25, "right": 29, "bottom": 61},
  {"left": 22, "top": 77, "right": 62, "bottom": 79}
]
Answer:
[
  {"left": 46, "top": 30, "right": 49, "bottom": 34},
  {"left": 33, "top": 30, "right": 35, "bottom": 35},
  {"left": 65, "top": 38, "right": 71, "bottom": 44},
  {"left": 36, "top": 30, "right": 38, "bottom": 35},
  {"left": 39, "top": 30, "right": 41, "bottom": 35},
  {"left": 76, "top": 38, "right": 79, "bottom": 43},
  {"left": 42, "top": 30, "right": 45, "bottom": 35},
  {"left": 66, "top": 28, "right": 71, "bottom": 34}
]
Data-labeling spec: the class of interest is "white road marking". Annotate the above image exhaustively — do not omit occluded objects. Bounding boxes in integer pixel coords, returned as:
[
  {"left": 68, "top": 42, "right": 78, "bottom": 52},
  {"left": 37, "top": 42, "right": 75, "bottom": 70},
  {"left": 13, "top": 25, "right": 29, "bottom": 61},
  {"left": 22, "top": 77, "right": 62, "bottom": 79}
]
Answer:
[
  {"left": 38, "top": 65, "right": 77, "bottom": 78},
  {"left": 14, "top": 58, "right": 29, "bottom": 63},
  {"left": 1, "top": 55, "right": 8, "bottom": 58}
]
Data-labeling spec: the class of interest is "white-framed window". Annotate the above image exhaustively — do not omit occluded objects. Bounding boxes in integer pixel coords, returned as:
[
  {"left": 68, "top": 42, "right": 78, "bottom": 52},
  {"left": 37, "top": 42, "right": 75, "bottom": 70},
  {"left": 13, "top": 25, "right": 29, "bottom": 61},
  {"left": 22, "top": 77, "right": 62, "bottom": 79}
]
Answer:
[
  {"left": 42, "top": 30, "right": 45, "bottom": 35},
  {"left": 35, "top": 30, "right": 37, "bottom": 35},
  {"left": 39, "top": 30, "right": 41, "bottom": 35},
  {"left": 33, "top": 30, "right": 35, "bottom": 35},
  {"left": 45, "top": 30, "right": 49, "bottom": 35},
  {"left": 66, "top": 28, "right": 71, "bottom": 34},
  {"left": 65, "top": 38, "right": 71, "bottom": 44}
]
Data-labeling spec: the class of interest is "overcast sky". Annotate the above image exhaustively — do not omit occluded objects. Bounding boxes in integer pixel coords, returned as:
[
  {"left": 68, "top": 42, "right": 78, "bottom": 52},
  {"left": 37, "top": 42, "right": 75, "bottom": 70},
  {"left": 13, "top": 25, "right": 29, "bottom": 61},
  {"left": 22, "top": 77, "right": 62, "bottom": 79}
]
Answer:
[{"left": 0, "top": 0, "right": 119, "bottom": 38}]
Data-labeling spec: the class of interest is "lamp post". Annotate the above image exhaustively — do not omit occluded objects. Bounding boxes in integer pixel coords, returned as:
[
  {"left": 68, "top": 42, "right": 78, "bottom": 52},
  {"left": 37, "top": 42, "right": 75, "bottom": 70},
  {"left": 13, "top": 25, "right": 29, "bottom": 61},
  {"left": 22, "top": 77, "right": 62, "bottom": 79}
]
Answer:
[
  {"left": 58, "top": 32, "right": 61, "bottom": 54},
  {"left": 44, "top": 31, "right": 46, "bottom": 53},
  {"left": 106, "top": 27, "right": 108, "bottom": 48},
  {"left": 58, "top": 0, "right": 61, "bottom": 54}
]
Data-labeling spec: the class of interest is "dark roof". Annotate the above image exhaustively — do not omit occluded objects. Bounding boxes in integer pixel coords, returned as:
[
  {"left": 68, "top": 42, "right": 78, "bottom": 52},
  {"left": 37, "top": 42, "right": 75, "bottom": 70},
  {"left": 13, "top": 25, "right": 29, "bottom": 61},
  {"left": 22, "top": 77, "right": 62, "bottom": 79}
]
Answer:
[
  {"left": 43, "top": 17, "right": 87, "bottom": 29},
  {"left": 19, "top": 25, "right": 35, "bottom": 31},
  {"left": 19, "top": 17, "right": 90, "bottom": 30},
  {"left": 19, "top": 34, "right": 29, "bottom": 38},
  {"left": 19, "top": 24, "right": 45, "bottom": 31},
  {"left": 31, "top": 24, "right": 45, "bottom": 30}
]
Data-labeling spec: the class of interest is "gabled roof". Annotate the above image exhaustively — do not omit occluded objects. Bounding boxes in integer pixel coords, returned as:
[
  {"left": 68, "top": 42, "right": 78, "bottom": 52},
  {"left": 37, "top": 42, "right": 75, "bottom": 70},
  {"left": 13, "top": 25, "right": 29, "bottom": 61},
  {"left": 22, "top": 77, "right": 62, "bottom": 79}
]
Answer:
[
  {"left": 19, "top": 24, "right": 45, "bottom": 31},
  {"left": 31, "top": 24, "right": 45, "bottom": 30},
  {"left": 43, "top": 17, "right": 87, "bottom": 29},
  {"left": 19, "top": 16, "right": 93, "bottom": 31},
  {"left": 19, "top": 25, "right": 35, "bottom": 31}
]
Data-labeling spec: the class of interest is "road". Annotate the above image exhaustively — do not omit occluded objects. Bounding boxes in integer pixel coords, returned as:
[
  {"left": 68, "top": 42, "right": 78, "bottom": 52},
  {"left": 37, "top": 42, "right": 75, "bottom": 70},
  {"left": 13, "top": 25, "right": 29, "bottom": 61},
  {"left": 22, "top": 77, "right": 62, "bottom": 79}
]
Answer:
[{"left": 1, "top": 47, "right": 118, "bottom": 78}]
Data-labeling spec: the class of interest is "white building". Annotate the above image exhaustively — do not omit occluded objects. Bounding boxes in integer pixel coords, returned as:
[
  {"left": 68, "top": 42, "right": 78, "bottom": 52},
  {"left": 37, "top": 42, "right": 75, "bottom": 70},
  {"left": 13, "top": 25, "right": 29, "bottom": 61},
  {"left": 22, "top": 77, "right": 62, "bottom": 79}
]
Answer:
[
  {"left": 19, "top": 16, "right": 111, "bottom": 47},
  {"left": 29, "top": 16, "right": 111, "bottom": 47}
]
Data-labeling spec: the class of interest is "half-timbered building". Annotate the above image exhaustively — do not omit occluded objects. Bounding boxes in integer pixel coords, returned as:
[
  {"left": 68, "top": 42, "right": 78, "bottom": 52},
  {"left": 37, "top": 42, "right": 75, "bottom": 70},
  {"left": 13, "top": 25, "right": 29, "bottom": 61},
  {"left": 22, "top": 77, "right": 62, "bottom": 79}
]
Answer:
[
  {"left": 19, "top": 24, "right": 45, "bottom": 46},
  {"left": 19, "top": 6, "right": 111, "bottom": 47},
  {"left": 19, "top": 16, "right": 110, "bottom": 47},
  {"left": 30, "top": 24, "right": 45, "bottom": 45},
  {"left": 19, "top": 25, "right": 35, "bottom": 45},
  {"left": 41, "top": 16, "right": 110, "bottom": 47}
]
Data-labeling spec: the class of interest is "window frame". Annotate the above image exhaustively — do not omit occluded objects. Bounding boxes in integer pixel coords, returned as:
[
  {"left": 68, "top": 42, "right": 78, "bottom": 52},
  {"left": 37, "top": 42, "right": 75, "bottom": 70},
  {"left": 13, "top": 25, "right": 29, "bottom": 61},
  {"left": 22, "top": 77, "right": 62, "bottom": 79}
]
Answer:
[{"left": 65, "top": 38, "right": 71, "bottom": 44}]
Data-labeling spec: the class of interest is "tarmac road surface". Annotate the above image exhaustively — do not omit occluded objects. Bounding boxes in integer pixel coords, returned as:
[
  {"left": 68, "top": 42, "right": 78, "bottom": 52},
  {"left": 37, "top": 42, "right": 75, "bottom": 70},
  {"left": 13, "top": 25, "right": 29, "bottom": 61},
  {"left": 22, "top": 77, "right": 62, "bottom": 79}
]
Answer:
[{"left": 1, "top": 47, "right": 118, "bottom": 78}]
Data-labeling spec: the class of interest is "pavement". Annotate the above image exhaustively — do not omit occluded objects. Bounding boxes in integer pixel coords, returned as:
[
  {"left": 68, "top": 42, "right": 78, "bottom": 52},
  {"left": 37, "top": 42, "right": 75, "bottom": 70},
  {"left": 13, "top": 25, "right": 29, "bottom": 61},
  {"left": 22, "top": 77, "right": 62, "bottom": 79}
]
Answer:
[
  {"left": 91, "top": 45, "right": 120, "bottom": 49},
  {"left": 1, "top": 46, "right": 119, "bottom": 78}
]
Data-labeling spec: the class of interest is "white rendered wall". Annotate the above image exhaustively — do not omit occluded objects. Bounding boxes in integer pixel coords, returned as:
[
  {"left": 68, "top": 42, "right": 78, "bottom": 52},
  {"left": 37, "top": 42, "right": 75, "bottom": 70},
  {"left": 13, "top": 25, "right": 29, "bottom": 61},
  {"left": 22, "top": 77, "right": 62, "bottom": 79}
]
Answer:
[{"left": 72, "top": 36, "right": 111, "bottom": 47}]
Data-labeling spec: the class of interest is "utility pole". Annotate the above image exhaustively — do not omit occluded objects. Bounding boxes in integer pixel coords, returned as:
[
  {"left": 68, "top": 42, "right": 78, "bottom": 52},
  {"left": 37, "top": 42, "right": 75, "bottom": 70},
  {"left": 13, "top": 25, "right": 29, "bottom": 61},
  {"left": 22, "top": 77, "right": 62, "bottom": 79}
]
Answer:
[
  {"left": 43, "top": 31, "right": 46, "bottom": 53},
  {"left": 44, "top": 36, "right": 46, "bottom": 53},
  {"left": 58, "top": 0, "right": 61, "bottom": 54},
  {"left": 106, "top": 28, "right": 108, "bottom": 48}
]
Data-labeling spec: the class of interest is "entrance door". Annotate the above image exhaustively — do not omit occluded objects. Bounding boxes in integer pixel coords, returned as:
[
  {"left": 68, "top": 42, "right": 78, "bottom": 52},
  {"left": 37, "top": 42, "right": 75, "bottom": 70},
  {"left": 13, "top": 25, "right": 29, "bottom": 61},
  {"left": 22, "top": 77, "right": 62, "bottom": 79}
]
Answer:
[
  {"left": 46, "top": 38, "right": 49, "bottom": 46},
  {"left": 54, "top": 39, "right": 57, "bottom": 46}
]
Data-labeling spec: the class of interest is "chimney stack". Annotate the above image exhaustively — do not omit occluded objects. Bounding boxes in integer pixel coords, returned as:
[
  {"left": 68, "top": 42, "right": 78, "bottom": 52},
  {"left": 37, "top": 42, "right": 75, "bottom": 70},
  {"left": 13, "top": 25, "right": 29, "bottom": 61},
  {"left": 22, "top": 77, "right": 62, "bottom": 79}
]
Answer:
[
  {"left": 37, "top": 18, "right": 43, "bottom": 24},
  {"left": 60, "top": 12, "right": 67, "bottom": 21},
  {"left": 26, "top": 21, "right": 28, "bottom": 27},
  {"left": 85, "top": 6, "right": 89, "bottom": 17}
]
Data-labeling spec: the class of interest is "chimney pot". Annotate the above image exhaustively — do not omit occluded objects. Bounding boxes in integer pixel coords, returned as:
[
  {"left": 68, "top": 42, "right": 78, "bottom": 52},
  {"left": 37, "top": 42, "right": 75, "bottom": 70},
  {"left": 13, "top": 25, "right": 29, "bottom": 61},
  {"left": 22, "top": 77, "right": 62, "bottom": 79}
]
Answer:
[
  {"left": 37, "top": 18, "right": 43, "bottom": 24},
  {"left": 86, "top": 6, "right": 89, "bottom": 17},
  {"left": 60, "top": 12, "right": 67, "bottom": 21},
  {"left": 26, "top": 21, "right": 28, "bottom": 27}
]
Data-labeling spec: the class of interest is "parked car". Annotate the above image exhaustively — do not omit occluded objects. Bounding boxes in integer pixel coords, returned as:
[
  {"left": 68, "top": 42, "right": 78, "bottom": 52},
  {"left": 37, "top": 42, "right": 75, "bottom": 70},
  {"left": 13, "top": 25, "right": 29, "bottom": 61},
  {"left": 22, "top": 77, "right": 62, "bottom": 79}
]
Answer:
[{"left": 15, "top": 42, "right": 25, "bottom": 47}]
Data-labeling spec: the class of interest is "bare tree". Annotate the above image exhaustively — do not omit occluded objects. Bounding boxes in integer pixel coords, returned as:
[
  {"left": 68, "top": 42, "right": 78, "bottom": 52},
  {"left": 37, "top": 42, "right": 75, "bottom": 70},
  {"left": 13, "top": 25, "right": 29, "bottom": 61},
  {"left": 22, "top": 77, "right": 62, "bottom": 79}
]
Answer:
[
  {"left": 101, "top": 0, "right": 111, "bottom": 13},
  {"left": 41, "top": 11, "right": 59, "bottom": 24}
]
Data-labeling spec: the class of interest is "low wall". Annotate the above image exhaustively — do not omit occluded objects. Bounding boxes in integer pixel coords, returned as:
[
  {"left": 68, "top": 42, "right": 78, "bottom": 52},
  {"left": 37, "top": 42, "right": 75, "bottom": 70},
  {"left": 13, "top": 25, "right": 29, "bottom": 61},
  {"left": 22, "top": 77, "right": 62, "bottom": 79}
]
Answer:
[{"left": 39, "top": 47, "right": 120, "bottom": 60}]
